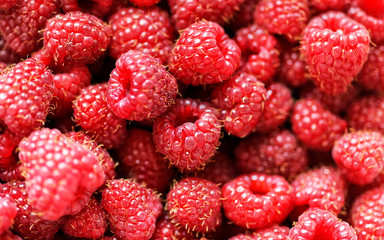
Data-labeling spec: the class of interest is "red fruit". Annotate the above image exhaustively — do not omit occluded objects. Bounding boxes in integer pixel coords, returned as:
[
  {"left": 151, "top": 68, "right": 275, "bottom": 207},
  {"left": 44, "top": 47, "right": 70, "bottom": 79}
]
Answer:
[
  {"left": 0, "top": 35, "right": 19, "bottom": 64},
  {"left": 61, "top": 0, "right": 114, "bottom": 18},
  {"left": 153, "top": 98, "right": 221, "bottom": 172},
  {"left": 279, "top": 47, "right": 308, "bottom": 87},
  {"left": 129, "top": 0, "right": 160, "bottom": 6},
  {"left": 0, "top": 196, "right": 17, "bottom": 235},
  {"left": 169, "top": 20, "right": 241, "bottom": 86},
  {"left": 102, "top": 179, "right": 162, "bottom": 240},
  {"left": 301, "top": 11, "right": 370, "bottom": 96},
  {"left": 356, "top": 0, "right": 384, "bottom": 18},
  {"left": 230, "top": 225, "right": 290, "bottom": 240},
  {"left": 0, "top": 231, "right": 22, "bottom": 240},
  {"left": 0, "top": 129, "right": 22, "bottom": 169},
  {"left": 289, "top": 208, "right": 357, "bottom": 240},
  {"left": 229, "top": 0, "right": 258, "bottom": 30},
  {"left": 0, "top": 152, "right": 24, "bottom": 182},
  {"left": 357, "top": 44, "right": 384, "bottom": 92},
  {"left": 151, "top": 213, "right": 195, "bottom": 240},
  {"left": 0, "top": 0, "right": 19, "bottom": 10},
  {"left": 107, "top": 50, "right": 178, "bottom": 121},
  {"left": 222, "top": 173, "right": 293, "bottom": 229},
  {"left": 108, "top": 7, "right": 173, "bottom": 64},
  {"left": 310, "top": 0, "right": 351, "bottom": 11},
  {"left": 167, "top": 177, "right": 222, "bottom": 234}
]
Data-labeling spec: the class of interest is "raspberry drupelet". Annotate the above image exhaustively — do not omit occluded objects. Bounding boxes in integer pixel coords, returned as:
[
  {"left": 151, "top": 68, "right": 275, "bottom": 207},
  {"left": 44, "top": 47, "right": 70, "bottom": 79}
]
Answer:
[
  {"left": 128, "top": 0, "right": 160, "bottom": 7},
  {"left": 357, "top": 44, "right": 384, "bottom": 93},
  {"left": 310, "top": 0, "right": 351, "bottom": 12},
  {"left": 229, "top": 225, "right": 290, "bottom": 240},
  {"left": 152, "top": 98, "right": 221, "bottom": 172},
  {"left": 0, "top": 195, "right": 17, "bottom": 235},
  {"left": 61, "top": 0, "right": 114, "bottom": 18},
  {"left": 279, "top": 47, "right": 308, "bottom": 87},
  {"left": 151, "top": 212, "right": 195, "bottom": 240}
]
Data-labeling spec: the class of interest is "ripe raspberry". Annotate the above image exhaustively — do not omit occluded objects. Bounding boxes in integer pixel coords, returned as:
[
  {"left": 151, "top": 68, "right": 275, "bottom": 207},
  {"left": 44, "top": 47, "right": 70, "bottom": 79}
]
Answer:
[
  {"left": 0, "top": 0, "right": 60, "bottom": 57},
  {"left": 254, "top": 0, "right": 310, "bottom": 42},
  {"left": 222, "top": 173, "right": 293, "bottom": 229},
  {"left": 0, "top": 231, "right": 22, "bottom": 240},
  {"left": 228, "top": 0, "right": 258, "bottom": 31},
  {"left": 151, "top": 212, "right": 195, "bottom": 240},
  {"left": 279, "top": 47, "right": 308, "bottom": 87},
  {"left": 61, "top": 0, "right": 114, "bottom": 18},
  {"left": 230, "top": 225, "right": 290, "bottom": 240},
  {"left": 0, "top": 0, "right": 19, "bottom": 11},
  {"left": 18, "top": 128, "right": 105, "bottom": 220},
  {"left": 289, "top": 208, "right": 357, "bottom": 240},
  {"left": 332, "top": 130, "right": 384, "bottom": 185},
  {"left": 129, "top": 0, "right": 160, "bottom": 6},
  {"left": 234, "top": 24, "right": 280, "bottom": 84},
  {"left": 153, "top": 98, "right": 221, "bottom": 171},
  {"left": 310, "top": 0, "right": 351, "bottom": 12},
  {"left": 301, "top": 11, "right": 370, "bottom": 96},
  {"left": 350, "top": 186, "right": 384, "bottom": 240},
  {"left": 211, "top": 73, "right": 266, "bottom": 138},
  {"left": 62, "top": 196, "right": 107, "bottom": 239},
  {"left": 0, "top": 154, "right": 24, "bottom": 182},
  {"left": 73, "top": 83, "right": 128, "bottom": 149},
  {"left": 0, "top": 196, "right": 17, "bottom": 235},
  {"left": 102, "top": 179, "right": 162, "bottom": 240},
  {"left": 0, "top": 181, "right": 61, "bottom": 240},
  {"left": 0, "top": 36, "right": 19, "bottom": 64},
  {"left": 169, "top": 20, "right": 241, "bottom": 86},
  {"left": 0, "top": 58, "right": 53, "bottom": 137},
  {"left": 107, "top": 50, "right": 178, "bottom": 121},
  {"left": 117, "top": 127, "right": 174, "bottom": 193},
  {"left": 108, "top": 7, "right": 174, "bottom": 64},
  {"left": 44, "top": 11, "right": 110, "bottom": 64},
  {"left": 291, "top": 98, "right": 347, "bottom": 151},
  {"left": 357, "top": 44, "right": 384, "bottom": 92},
  {"left": 169, "top": 0, "right": 244, "bottom": 30},
  {"left": 167, "top": 177, "right": 222, "bottom": 234},
  {"left": 0, "top": 129, "right": 22, "bottom": 169},
  {"left": 235, "top": 129, "right": 308, "bottom": 180}
]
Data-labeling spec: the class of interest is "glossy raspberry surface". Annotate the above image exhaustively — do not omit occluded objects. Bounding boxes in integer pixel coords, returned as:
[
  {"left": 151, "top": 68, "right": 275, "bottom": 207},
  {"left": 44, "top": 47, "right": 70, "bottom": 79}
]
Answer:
[
  {"left": 230, "top": 225, "right": 290, "bottom": 240},
  {"left": 151, "top": 213, "right": 195, "bottom": 240},
  {"left": 0, "top": 195, "right": 17, "bottom": 235},
  {"left": 357, "top": 44, "right": 384, "bottom": 92},
  {"left": 61, "top": 0, "right": 114, "bottom": 18}
]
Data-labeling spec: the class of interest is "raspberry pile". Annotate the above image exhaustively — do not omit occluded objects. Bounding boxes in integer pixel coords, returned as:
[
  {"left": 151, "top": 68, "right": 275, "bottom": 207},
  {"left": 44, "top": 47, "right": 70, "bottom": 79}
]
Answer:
[{"left": 1, "top": 0, "right": 384, "bottom": 239}]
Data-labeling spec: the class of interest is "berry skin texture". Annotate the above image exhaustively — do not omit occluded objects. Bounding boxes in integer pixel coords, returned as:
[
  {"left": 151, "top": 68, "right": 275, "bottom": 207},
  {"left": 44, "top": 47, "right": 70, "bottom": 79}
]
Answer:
[
  {"left": 332, "top": 131, "right": 384, "bottom": 186},
  {"left": 291, "top": 98, "right": 347, "bottom": 151},
  {"left": 301, "top": 11, "right": 370, "bottom": 96},
  {"left": 351, "top": 186, "right": 384, "bottom": 240},
  {"left": 151, "top": 213, "right": 195, "bottom": 240},
  {"left": 44, "top": 11, "right": 110, "bottom": 64},
  {"left": 0, "top": 129, "right": 22, "bottom": 169},
  {"left": 101, "top": 179, "right": 162, "bottom": 240},
  {"left": 108, "top": 7, "right": 174, "bottom": 64},
  {"left": 0, "top": 196, "right": 17, "bottom": 235},
  {"left": 129, "top": 0, "right": 160, "bottom": 7},
  {"left": 107, "top": 50, "right": 178, "bottom": 121},
  {"left": 254, "top": 0, "right": 310, "bottom": 42},
  {"left": 289, "top": 208, "right": 357, "bottom": 240},
  {"left": 222, "top": 173, "right": 293, "bottom": 229},
  {"left": 279, "top": 47, "right": 308, "bottom": 87},
  {"left": 167, "top": 177, "right": 222, "bottom": 234},
  {"left": 357, "top": 44, "right": 384, "bottom": 92},
  {"left": 61, "top": 0, "right": 114, "bottom": 18},
  {"left": 310, "top": 0, "right": 351, "bottom": 12},
  {"left": 169, "top": 20, "right": 241, "bottom": 86},
  {"left": 211, "top": 73, "right": 267, "bottom": 138},
  {"left": 153, "top": 98, "right": 221, "bottom": 172},
  {"left": 229, "top": 225, "right": 290, "bottom": 240}
]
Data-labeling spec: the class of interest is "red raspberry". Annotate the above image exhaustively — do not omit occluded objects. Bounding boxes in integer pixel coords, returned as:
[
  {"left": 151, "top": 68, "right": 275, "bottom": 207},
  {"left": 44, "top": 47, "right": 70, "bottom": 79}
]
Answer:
[
  {"left": 108, "top": 7, "right": 174, "bottom": 64},
  {"left": 291, "top": 98, "right": 347, "bottom": 151},
  {"left": 169, "top": 0, "right": 244, "bottom": 30},
  {"left": 169, "top": 20, "right": 241, "bottom": 86},
  {"left": 0, "top": 231, "right": 22, "bottom": 240},
  {"left": 153, "top": 98, "right": 221, "bottom": 172},
  {"left": 332, "top": 130, "right": 384, "bottom": 185},
  {"left": 254, "top": 0, "right": 310, "bottom": 42},
  {"left": 0, "top": 129, "right": 21, "bottom": 169},
  {"left": 279, "top": 47, "right": 308, "bottom": 87},
  {"left": 229, "top": 225, "right": 290, "bottom": 240},
  {"left": 235, "top": 129, "right": 308, "bottom": 180},
  {"left": 222, "top": 173, "right": 293, "bottom": 229},
  {"left": 0, "top": 154, "right": 24, "bottom": 182},
  {"left": 0, "top": 0, "right": 19, "bottom": 11},
  {"left": 73, "top": 83, "right": 128, "bottom": 149},
  {"left": 310, "top": 0, "right": 351, "bottom": 12},
  {"left": 151, "top": 212, "right": 195, "bottom": 240},
  {"left": 290, "top": 166, "right": 346, "bottom": 218},
  {"left": 18, "top": 128, "right": 105, "bottom": 220},
  {"left": 62, "top": 196, "right": 107, "bottom": 239},
  {"left": 0, "top": 181, "right": 61, "bottom": 240},
  {"left": 228, "top": 0, "right": 258, "bottom": 31},
  {"left": 117, "top": 127, "right": 174, "bottom": 193},
  {"left": 44, "top": 11, "right": 110, "bottom": 64},
  {"left": 129, "top": 0, "right": 160, "bottom": 7},
  {"left": 0, "top": 36, "right": 19, "bottom": 64},
  {"left": 357, "top": 44, "right": 384, "bottom": 92},
  {"left": 234, "top": 24, "right": 280, "bottom": 84},
  {"left": 301, "top": 11, "right": 370, "bottom": 96},
  {"left": 102, "top": 179, "right": 162, "bottom": 240},
  {"left": 0, "top": 0, "right": 60, "bottom": 57},
  {"left": 289, "top": 208, "right": 357, "bottom": 240},
  {"left": 107, "top": 50, "right": 178, "bottom": 121},
  {"left": 0, "top": 195, "right": 17, "bottom": 235},
  {"left": 166, "top": 177, "right": 222, "bottom": 234},
  {"left": 211, "top": 73, "right": 266, "bottom": 138},
  {"left": 350, "top": 186, "right": 384, "bottom": 240},
  {"left": 61, "top": 0, "right": 114, "bottom": 18}
]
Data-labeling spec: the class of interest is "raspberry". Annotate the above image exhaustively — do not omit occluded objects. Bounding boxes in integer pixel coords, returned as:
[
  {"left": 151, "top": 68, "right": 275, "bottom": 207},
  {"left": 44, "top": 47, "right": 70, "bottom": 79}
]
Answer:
[
  {"left": 61, "top": 0, "right": 114, "bottom": 18},
  {"left": 44, "top": 11, "right": 110, "bottom": 64},
  {"left": 108, "top": 7, "right": 174, "bottom": 64},
  {"left": 117, "top": 127, "right": 174, "bottom": 193},
  {"left": 152, "top": 98, "right": 221, "bottom": 172},
  {"left": 230, "top": 225, "right": 290, "bottom": 240},
  {"left": 102, "top": 179, "right": 162, "bottom": 240},
  {"left": 0, "top": 129, "right": 22, "bottom": 169},
  {"left": 0, "top": 154, "right": 24, "bottom": 182},
  {"left": 235, "top": 129, "right": 308, "bottom": 180},
  {"left": 0, "top": 0, "right": 19, "bottom": 11},
  {"left": 254, "top": 0, "right": 310, "bottom": 42},
  {"left": 61, "top": 196, "right": 107, "bottom": 239},
  {"left": 0, "top": 36, "right": 19, "bottom": 64},
  {"left": 211, "top": 73, "right": 267, "bottom": 138},
  {"left": 151, "top": 212, "right": 195, "bottom": 240},
  {"left": 73, "top": 83, "right": 128, "bottom": 149},
  {"left": 0, "top": 0, "right": 60, "bottom": 57},
  {"left": 228, "top": 0, "right": 258, "bottom": 31},
  {"left": 169, "top": 20, "right": 241, "bottom": 86},
  {"left": 166, "top": 177, "right": 222, "bottom": 234},
  {"left": 222, "top": 173, "right": 293, "bottom": 229},
  {"left": 332, "top": 130, "right": 384, "bottom": 185},
  {"left": 357, "top": 44, "right": 384, "bottom": 92},
  {"left": 0, "top": 181, "right": 61, "bottom": 240},
  {"left": 279, "top": 46, "right": 308, "bottom": 87},
  {"left": 310, "top": 0, "right": 351, "bottom": 12},
  {"left": 0, "top": 195, "right": 17, "bottom": 235},
  {"left": 291, "top": 98, "right": 347, "bottom": 151},
  {"left": 107, "top": 50, "right": 178, "bottom": 121},
  {"left": 0, "top": 231, "right": 22, "bottom": 240},
  {"left": 129, "top": 0, "right": 160, "bottom": 7},
  {"left": 169, "top": 0, "right": 244, "bottom": 30},
  {"left": 234, "top": 24, "right": 280, "bottom": 84},
  {"left": 301, "top": 11, "right": 370, "bottom": 96},
  {"left": 18, "top": 128, "right": 105, "bottom": 220},
  {"left": 350, "top": 186, "right": 384, "bottom": 240},
  {"left": 289, "top": 208, "right": 357, "bottom": 240}
]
